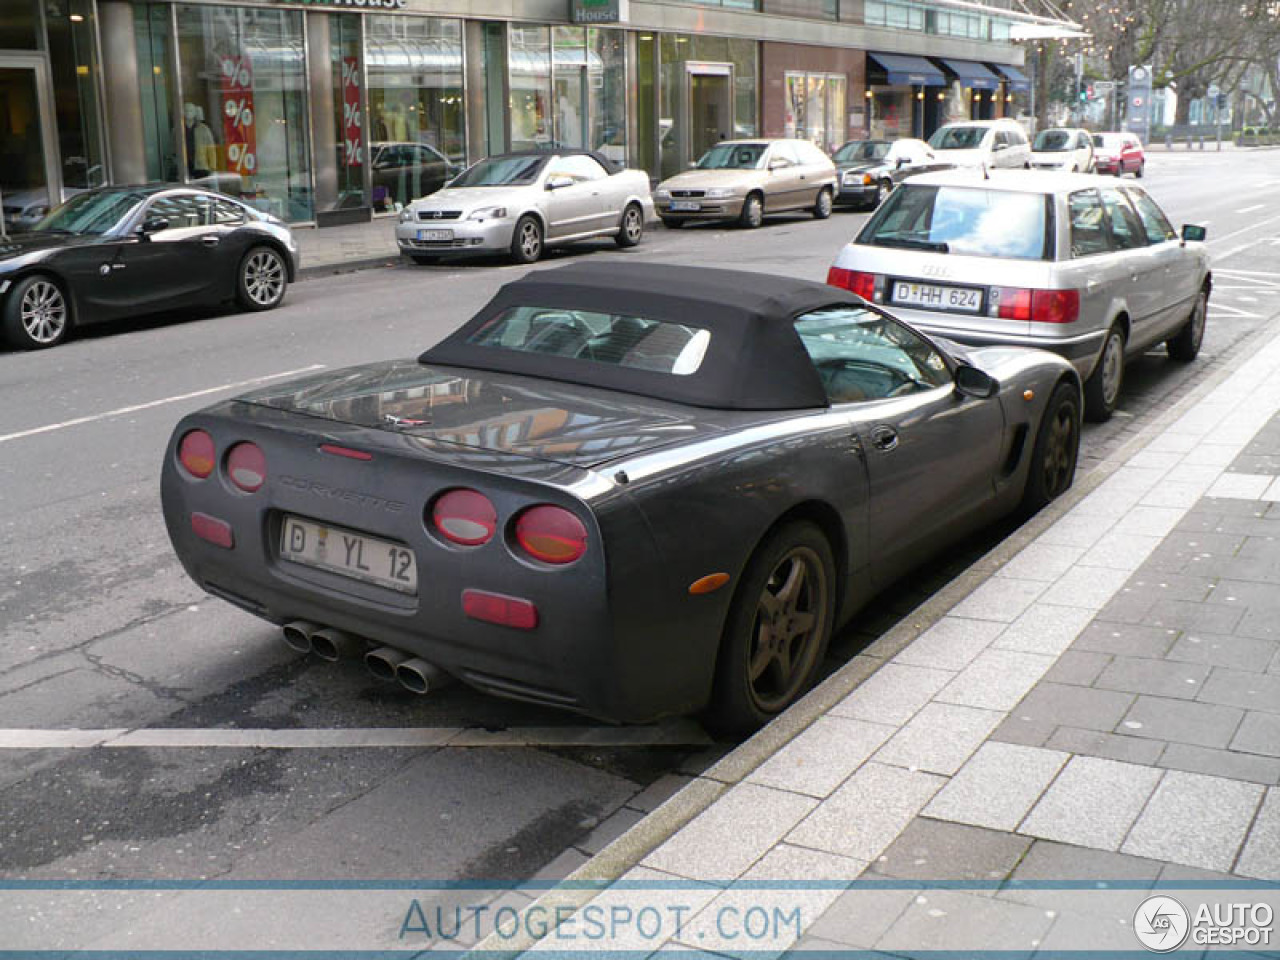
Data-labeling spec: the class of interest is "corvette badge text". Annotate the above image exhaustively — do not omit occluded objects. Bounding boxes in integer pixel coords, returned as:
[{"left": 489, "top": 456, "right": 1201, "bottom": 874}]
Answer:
[{"left": 1134, "top": 895, "right": 1273, "bottom": 952}]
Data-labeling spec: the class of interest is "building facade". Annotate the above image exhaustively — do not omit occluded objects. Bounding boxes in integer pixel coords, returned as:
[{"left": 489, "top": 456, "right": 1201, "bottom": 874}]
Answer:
[{"left": 2, "top": 0, "right": 1057, "bottom": 230}]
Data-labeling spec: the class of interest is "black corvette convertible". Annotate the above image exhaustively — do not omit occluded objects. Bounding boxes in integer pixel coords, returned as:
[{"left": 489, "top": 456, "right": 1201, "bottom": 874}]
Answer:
[{"left": 161, "top": 262, "right": 1081, "bottom": 731}]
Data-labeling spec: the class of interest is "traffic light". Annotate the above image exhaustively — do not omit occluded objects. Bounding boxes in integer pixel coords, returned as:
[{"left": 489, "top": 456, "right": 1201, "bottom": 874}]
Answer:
[{"left": 1079, "top": 90, "right": 1087, "bottom": 102}]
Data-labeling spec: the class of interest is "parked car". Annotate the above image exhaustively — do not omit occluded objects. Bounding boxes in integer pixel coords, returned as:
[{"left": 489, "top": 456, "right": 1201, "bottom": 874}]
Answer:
[
  {"left": 160, "top": 261, "right": 1080, "bottom": 731},
  {"left": 0, "top": 185, "right": 298, "bottom": 350},
  {"left": 928, "top": 119, "right": 1032, "bottom": 170},
  {"left": 370, "top": 141, "right": 460, "bottom": 212},
  {"left": 1092, "top": 132, "right": 1145, "bottom": 177},
  {"left": 395, "top": 150, "right": 653, "bottom": 265},
  {"left": 827, "top": 169, "right": 1210, "bottom": 422},
  {"left": 1030, "top": 128, "right": 1095, "bottom": 172},
  {"left": 833, "top": 138, "right": 950, "bottom": 209},
  {"left": 653, "top": 139, "right": 837, "bottom": 229}
]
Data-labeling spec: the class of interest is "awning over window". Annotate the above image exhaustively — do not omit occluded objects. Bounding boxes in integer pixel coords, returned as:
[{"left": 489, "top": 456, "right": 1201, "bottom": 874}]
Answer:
[
  {"left": 992, "top": 63, "right": 1031, "bottom": 93},
  {"left": 867, "top": 52, "right": 945, "bottom": 87},
  {"left": 937, "top": 58, "right": 1001, "bottom": 91}
]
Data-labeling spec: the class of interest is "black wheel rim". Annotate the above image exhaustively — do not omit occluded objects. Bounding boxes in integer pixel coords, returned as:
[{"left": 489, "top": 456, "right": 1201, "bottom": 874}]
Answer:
[
  {"left": 1042, "top": 401, "right": 1078, "bottom": 499},
  {"left": 746, "top": 546, "right": 827, "bottom": 712}
]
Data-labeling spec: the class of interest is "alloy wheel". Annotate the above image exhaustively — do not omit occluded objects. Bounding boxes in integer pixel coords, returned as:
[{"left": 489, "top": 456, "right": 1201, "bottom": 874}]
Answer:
[
  {"left": 519, "top": 220, "right": 542, "bottom": 260},
  {"left": 623, "top": 207, "right": 642, "bottom": 243},
  {"left": 244, "top": 250, "right": 285, "bottom": 306},
  {"left": 1041, "top": 402, "right": 1078, "bottom": 498},
  {"left": 746, "top": 545, "right": 827, "bottom": 712},
  {"left": 1100, "top": 331, "right": 1124, "bottom": 406},
  {"left": 20, "top": 280, "right": 67, "bottom": 345}
]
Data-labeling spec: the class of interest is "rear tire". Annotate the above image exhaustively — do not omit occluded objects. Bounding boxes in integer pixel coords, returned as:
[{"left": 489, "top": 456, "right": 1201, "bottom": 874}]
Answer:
[
  {"left": 738, "top": 192, "right": 764, "bottom": 229},
  {"left": 509, "top": 215, "right": 543, "bottom": 264},
  {"left": 1135, "top": 161, "right": 1145, "bottom": 178},
  {"left": 1022, "top": 382, "right": 1081, "bottom": 512},
  {"left": 706, "top": 521, "right": 836, "bottom": 735},
  {"left": 1084, "top": 324, "right": 1126, "bottom": 422},
  {"left": 236, "top": 246, "right": 288, "bottom": 311},
  {"left": 615, "top": 202, "right": 644, "bottom": 247},
  {"left": 2, "top": 274, "right": 70, "bottom": 349},
  {"left": 812, "top": 188, "right": 833, "bottom": 220},
  {"left": 1167, "top": 286, "right": 1208, "bottom": 362}
]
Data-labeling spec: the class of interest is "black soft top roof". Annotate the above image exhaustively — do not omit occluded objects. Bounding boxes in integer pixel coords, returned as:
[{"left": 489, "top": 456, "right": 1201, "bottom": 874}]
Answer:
[{"left": 419, "top": 262, "right": 864, "bottom": 410}]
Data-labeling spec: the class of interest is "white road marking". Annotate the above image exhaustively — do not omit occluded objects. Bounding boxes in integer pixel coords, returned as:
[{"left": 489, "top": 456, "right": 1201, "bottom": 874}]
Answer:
[
  {"left": 0, "top": 722, "right": 712, "bottom": 750},
  {"left": 1208, "top": 304, "right": 1261, "bottom": 319},
  {"left": 0, "top": 365, "right": 326, "bottom": 445},
  {"left": 1236, "top": 203, "right": 1267, "bottom": 214},
  {"left": 1215, "top": 268, "right": 1280, "bottom": 278}
]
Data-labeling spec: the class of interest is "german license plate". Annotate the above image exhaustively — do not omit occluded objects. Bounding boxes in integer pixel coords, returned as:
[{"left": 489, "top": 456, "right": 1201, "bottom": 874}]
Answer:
[
  {"left": 891, "top": 281, "right": 983, "bottom": 314},
  {"left": 669, "top": 200, "right": 701, "bottom": 212},
  {"left": 280, "top": 515, "right": 417, "bottom": 594},
  {"left": 417, "top": 228, "right": 452, "bottom": 241}
]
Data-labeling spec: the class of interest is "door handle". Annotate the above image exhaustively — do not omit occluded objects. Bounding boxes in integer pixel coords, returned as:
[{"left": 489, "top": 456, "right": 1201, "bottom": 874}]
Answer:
[
  {"left": 870, "top": 425, "right": 899, "bottom": 451},
  {"left": 200, "top": 235, "right": 221, "bottom": 246}
]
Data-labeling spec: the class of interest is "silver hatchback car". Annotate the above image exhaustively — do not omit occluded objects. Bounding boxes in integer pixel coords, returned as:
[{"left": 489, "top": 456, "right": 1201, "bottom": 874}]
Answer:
[{"left": 827, "top": 169, "right": 1211, "bottom": 421}]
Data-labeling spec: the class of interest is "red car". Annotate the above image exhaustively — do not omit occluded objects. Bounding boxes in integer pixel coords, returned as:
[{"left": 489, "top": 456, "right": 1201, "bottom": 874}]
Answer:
[{"left": 1091, "top": 131, "right": 1145, "bottom": 177}]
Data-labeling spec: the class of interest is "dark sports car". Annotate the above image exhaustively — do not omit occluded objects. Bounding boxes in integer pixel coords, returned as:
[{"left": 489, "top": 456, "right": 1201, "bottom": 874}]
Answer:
[
  {"left": 0, "top": 185, "right": 298, "bottom": 350},
  {"left": 161, "top": 262, "right": 1081, "bottom": 731}
]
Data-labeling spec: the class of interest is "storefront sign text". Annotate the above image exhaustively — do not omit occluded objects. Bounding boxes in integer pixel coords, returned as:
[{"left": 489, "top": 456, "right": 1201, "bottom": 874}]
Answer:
[
  {"left": 284, "top": 0, "right": 407, "bottom": 10},
  {"left": 571, "top": 0, "right": 628, "bottom": 23}
]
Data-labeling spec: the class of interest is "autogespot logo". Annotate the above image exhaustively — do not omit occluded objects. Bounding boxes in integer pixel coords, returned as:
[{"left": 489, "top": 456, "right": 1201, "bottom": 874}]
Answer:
[{"left": 1134, "top": 895, "right": 1191, "bottom": 952}]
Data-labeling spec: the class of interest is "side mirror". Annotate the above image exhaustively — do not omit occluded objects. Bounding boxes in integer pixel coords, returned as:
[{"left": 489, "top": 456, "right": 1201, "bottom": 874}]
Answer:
[
  {"left": 545, "top": 175, "right": 574, "bottom": 191},
  {"left": 1181, "top": 223, "right": 1207, "bottom": 243},
  {"left": 896, "top": 156, "right": 909, "bottom": 168},
  {"left": 768, "top": 158, "right": 789, "bottom": 170},
  {"left": 138, "top": 217, "right": 168, "bottom": 237},
  {"left": 992, "top": 142, "right": 1009, "bottom": 153},
  {"left": 954, "top": 364, "right": 998, "bottom": 399}
]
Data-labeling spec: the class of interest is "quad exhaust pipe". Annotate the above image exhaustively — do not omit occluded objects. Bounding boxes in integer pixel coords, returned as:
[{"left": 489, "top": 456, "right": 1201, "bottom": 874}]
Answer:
[{"left": 285, "top": 626, "right": 453, "bottom": 695}]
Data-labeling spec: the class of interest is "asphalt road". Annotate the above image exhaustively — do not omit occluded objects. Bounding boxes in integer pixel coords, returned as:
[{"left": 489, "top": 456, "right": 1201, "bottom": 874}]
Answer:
[{"left": 1, "top": 149, "right": 1278, "bottom": 904}]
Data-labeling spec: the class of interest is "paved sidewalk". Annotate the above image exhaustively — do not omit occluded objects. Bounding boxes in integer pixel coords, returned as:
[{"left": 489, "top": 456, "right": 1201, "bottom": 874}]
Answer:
[
  {"left": 294, "top": 216, "right": 400, "bottom": 277},
  {"left": 468, "top": 323, "right": 1280, "bottom": 956}
]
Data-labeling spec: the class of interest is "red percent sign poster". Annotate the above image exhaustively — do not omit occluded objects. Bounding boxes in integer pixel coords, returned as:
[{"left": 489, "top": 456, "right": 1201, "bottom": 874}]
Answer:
[
  {"left": 342, "top": 57, "right": 363, "bottom": 167},
  {"left": 219, "top": 54, "right": 257, "bottom": 177}
]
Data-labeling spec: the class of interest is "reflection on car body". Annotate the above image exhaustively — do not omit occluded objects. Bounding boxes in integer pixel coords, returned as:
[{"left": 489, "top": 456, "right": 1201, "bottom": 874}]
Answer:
[
  {"left": 827, "top": 168, "right": 1210, "bottom": 422},
  {"left": 161, "top": 261, "right": 1082, "bottom": 732}
]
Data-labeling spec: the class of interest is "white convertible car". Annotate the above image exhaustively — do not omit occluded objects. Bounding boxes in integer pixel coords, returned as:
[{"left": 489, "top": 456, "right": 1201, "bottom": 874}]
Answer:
[{"left": 395, "top": 150, "right": 654, "bottom": 265}]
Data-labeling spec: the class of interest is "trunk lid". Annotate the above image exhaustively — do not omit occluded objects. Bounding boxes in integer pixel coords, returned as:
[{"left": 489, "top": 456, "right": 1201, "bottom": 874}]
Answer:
[{"left": 235, "top": 359, "right": 728, "bottom": 470}]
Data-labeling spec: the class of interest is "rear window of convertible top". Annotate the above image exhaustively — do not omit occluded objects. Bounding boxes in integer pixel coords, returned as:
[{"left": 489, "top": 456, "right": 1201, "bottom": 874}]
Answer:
[{"left": 466, "top": 306, "right": 712, "bottom": 376}]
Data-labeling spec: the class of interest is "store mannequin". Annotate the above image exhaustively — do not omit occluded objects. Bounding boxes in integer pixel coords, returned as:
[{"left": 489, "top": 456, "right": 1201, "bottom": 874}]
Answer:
[{"left": 184, "top": 102, "right": 217, "bottom": 178}]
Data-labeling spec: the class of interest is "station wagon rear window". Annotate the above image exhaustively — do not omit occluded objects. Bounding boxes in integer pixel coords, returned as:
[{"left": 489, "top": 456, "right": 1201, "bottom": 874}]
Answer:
[
  {"left": 467, "top": 307, "right": 712, "bottom": 376},
  {"left": 858, "top": 185, "right": 1050, "bottom": 261}
]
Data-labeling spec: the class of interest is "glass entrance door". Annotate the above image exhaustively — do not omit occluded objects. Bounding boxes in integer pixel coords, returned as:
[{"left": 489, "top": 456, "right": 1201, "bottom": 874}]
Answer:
[
  {"left": 0, "top": 62, "right": 60, "bottom": 236},
  {"left": 688, "top": 66, "right": 731, "bottom": 164}
]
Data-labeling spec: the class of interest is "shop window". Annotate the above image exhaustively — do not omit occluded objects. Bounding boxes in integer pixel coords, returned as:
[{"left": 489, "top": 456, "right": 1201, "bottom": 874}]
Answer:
[
  {"left": 45, "top": 0, "right": 106, "bottom": 193},
  {"left": 135, "top": 4, "right": 176, "bottom": 183},
  {"left": 786, "top": 72, "right": 847, "bottom": 153},
  {"left": 589, "top": 28, "right": 627, "bottom": 165},
  {"left": 552, "top": 26, "right": 588, "bottom": 149},
  {"left": 0, "top": 0, "right": 40, "bottom": 49},
  {"left": 176, "top": 5, "right": 313, "bottom": 222},
  {"left": 365, "top": 15, "right": 464, "bottom": 212},
  {"left": 658, "top": 35, "right": 758, "bottom": 180},
  {"left": 509, "top": 24, "right": 552, "bottom": 151}
]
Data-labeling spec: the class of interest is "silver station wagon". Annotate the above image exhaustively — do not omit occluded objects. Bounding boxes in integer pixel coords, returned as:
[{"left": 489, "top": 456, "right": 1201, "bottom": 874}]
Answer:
[{"left": 827, "top": 169, "right": 1211, "bottom": 421}]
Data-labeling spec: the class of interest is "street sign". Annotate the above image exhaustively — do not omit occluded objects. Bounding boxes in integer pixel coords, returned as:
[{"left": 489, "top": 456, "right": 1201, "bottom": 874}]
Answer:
[{"left": 1094, "top": 81, "right": 1115, "bottom": 94}]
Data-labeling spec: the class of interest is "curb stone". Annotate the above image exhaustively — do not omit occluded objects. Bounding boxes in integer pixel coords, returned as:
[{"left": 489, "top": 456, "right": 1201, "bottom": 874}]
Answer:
[{"left": 466, "top": 307, "right": 1280, "bottom": 959}]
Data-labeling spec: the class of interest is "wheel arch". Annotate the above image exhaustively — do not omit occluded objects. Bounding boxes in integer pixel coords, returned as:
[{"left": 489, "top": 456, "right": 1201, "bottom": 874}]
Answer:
[{"left": 733, "top": 499, "right": 850, "bottom": 627}]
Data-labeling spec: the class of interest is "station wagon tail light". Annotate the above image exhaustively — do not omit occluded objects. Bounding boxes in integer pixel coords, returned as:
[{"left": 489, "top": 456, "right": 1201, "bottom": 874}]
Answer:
[
  {"left": 826, "top": 267, "right": 880, "bottom": 302},
  {"left": 226, "top": 442, "right": 266, "bottom": 492},
  {"left": 514, "top": 505, "right": 588, "bottom": 565},
  {"left": 992, "top": 287, "right": 1080, "bottom": 324},
  {"left": 178, "top": 429, "right": 216, "bottom": 479},
  {"left": 432, "top": 488, "right": 497, "bottom": 546}
]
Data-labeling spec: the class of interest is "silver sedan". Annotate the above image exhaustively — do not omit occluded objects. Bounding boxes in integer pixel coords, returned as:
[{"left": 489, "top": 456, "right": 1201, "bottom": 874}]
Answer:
[
  {"left": 827, "top": 169, "right": 1211, "bottom": 422},
  {"left": 395, "top": 151, "right": 654, "bottom": 265}
]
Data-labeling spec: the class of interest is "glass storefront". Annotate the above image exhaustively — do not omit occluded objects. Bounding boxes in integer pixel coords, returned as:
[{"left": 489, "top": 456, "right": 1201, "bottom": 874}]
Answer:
[
  {"left": 657, "top": 34, "right": 758, "bottom": 180},
  {"left": 176, "top": 5, "right": 313, "bottom": 221},
  {"left": 45, "top": 0, "right": 106, "bottom": 192},
  {"left": 365, "top": 15, "right": 463, "bottom": 211},
  {"left": 785, "top": 71, "right": 847, "bottom": 153},
  {"left": 135, "top": 4, "right": 176, "bottom": 183}
]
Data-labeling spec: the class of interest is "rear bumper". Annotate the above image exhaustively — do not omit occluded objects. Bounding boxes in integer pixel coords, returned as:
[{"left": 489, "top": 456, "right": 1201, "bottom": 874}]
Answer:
[{"left": 909, "top": 318, "right": 1107, "bottom": 377}]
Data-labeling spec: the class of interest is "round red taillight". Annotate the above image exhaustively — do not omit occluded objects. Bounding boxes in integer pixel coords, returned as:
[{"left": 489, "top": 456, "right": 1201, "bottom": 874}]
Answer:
[
  {"left": 514, "top": 505, "right": 588, "bottom": 565},
  {"left": 178, "top": 429, "right": 215, "bottom": 479},
  {"left": 226, "top": 442, "right": 266, "bottom": 492},
  {"left": 431, "top": 489, "right": 497, "bottom": 546}
]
